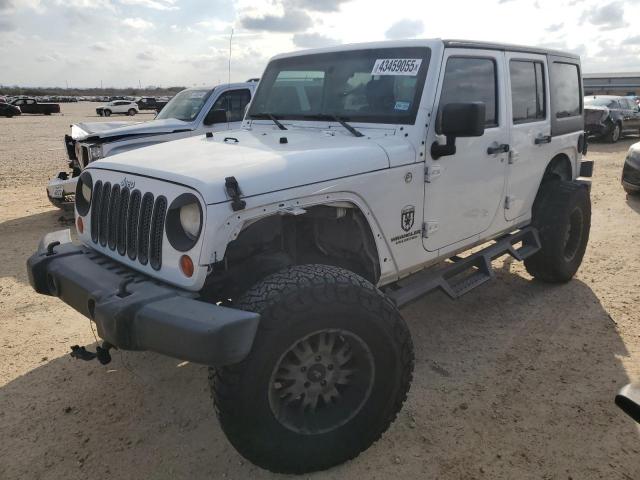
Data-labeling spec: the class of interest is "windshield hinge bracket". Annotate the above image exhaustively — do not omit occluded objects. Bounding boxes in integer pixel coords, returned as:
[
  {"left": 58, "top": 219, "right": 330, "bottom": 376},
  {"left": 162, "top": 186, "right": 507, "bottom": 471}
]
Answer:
[{"left": 425, "top": 165, "right": 442, "bottom": 183}]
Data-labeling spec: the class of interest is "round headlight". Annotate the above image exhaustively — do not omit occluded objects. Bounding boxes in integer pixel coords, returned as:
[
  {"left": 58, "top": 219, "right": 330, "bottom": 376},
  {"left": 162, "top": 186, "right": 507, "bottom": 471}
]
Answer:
[
  {"left": 89, "top": 144, "right": 103, "bottom": 160},
  {"left": 180, "top": 202, "right": 201, "bottom": 240},
  {"left": 166, "top": 193, "right": 203, "bottom": 251},
  {"left": 75, "top": 171, "right": 92, "bottom": 216}
]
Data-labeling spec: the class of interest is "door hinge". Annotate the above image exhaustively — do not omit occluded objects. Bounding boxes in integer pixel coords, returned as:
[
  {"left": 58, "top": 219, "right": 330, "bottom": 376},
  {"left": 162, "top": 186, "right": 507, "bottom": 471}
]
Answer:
[
  {"left": 425, "top": 165, "right": 442, "bottom": 183},
  {"left": 422, "top": 221, "right": 439, "bottom": 238},
  {"left": 505, "top": 195, "right": 515, "bottom": 210}
]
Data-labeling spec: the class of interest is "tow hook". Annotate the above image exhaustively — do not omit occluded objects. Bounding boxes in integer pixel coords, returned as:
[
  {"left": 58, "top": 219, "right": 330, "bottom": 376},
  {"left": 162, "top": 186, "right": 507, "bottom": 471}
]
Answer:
[{"left": 70, "top": 341, "right": 114, "bottom": 365}]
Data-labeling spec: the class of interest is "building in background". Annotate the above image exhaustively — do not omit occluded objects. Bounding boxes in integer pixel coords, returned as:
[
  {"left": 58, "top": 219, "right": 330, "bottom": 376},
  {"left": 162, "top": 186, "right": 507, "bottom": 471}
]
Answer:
[{"left": 583, "top": 72, "right": 640, "bottom": 96}]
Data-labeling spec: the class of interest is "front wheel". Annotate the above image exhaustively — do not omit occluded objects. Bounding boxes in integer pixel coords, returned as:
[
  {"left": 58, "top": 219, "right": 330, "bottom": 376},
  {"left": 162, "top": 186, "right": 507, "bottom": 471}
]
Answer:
[
  {"left": 127, "top": 108, "right": 136, "bottom": 116},
  {"left": 525, "top": 180, "right": 591, "bottom": 282},
  {"left": 103, "top": 109, "right": 111, "bottom": 117},
  {"left": 607, "top": 123, "right": 621, "bottom": 143},
  {"left": 211, "top": 264, "right": 414, "bottom": 474}
]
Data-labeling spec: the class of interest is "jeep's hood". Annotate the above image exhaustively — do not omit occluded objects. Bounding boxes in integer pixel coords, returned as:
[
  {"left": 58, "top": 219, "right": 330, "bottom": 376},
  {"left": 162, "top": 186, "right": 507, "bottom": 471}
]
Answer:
[
  {"left": 72, "top": 118, "right": 192, "bottom": 141},
  {"left": 89, "top": 128, "right": 397, "bottom": 204}
]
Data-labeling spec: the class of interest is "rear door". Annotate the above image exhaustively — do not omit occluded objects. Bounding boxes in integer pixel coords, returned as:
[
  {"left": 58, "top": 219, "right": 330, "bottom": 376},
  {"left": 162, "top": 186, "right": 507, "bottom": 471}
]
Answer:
[
  {"left": 504, "top": 52, "right": 551, "bottom": 221},
  {"left": 423, "top": 49, "right": 509, "bottom": 251}
]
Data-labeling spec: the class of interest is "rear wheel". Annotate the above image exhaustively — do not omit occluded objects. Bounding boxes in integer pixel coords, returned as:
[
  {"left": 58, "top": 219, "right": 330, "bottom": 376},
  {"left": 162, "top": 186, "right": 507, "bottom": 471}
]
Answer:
[
  {"left": 211, "top": 264, "right": 414, "bottom": 474},
  {"left": 525, "top": 180, "right": 591, "bottom": 282}
]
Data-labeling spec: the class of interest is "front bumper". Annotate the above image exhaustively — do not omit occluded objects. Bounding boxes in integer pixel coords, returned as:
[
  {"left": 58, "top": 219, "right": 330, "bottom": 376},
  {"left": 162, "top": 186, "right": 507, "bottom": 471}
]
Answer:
[
  {"left": 622, "top": 160, "right": 640, "bottom": 191},
  {"left": 27, "top": 231, "right": 260, "bottom": 366},
  {"left": 47, "top": 173, "right": 77, "bottom": 205}
]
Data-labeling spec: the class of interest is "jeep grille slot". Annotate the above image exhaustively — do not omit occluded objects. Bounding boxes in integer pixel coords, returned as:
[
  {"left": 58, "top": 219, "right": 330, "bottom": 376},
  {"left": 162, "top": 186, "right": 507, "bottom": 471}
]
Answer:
[
  {"left": 107, "top": 184, "right": 121, "bottom": 251},
  {"left": 126, "top": 190, "right": 141, "bottom": 260},
  {"left": 137, "top": 192, "right": 155, "bottom": 266},
  {"left": 87, "top": 184, "right": 165, "bottom": 270},
  {"left": 90, "top": 180, "right": 103, "bottom": 243},
  {"left": 149, "top": 196, "right": 167, "bottom": 270},
  {"left": 98, "top": 182, "right": 111, "bottom": 247},
  {"left": 117, "top": 187, "right": 130, "bottom": 256}
]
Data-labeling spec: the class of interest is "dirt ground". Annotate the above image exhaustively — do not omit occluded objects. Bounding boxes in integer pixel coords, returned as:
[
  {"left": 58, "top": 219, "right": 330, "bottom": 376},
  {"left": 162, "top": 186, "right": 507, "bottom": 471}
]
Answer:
[{"left": 0, "top": 103, "right": 639, "bottom": 480}]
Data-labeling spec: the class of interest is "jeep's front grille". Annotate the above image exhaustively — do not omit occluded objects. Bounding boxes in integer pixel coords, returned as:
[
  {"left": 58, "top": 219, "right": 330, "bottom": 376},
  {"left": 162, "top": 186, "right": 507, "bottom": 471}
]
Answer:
[{"left": 90, "top": 182, "right": 167, "bottom": 269}]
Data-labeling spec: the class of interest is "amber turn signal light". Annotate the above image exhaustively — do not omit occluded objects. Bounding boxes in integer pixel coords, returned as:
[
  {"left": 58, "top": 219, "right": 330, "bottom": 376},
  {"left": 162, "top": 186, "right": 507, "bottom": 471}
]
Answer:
[
  {"left": 76, "top": 216, "right": 84, "bottom": 234},
  {"left": 180, "top": 255, "right": 194, "bottom": 277}
]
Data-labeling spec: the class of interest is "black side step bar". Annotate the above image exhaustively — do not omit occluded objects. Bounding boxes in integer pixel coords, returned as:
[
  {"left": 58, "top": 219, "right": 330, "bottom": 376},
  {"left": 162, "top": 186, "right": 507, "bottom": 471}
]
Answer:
[{"left": 386, "top": 227, "right": 541, "bottom": 308}]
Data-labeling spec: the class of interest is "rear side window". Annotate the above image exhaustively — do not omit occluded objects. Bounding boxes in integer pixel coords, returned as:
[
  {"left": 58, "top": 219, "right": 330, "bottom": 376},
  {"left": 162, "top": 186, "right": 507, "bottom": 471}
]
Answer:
[
  {"left": 439, "top": 57, "right": 498, "bottom": 127},
  {"left": 510, "top": 60, "right": 545, "bottom": 123},
  {"left": 551, "top": 62, "right": 581, "bottom": 118}
]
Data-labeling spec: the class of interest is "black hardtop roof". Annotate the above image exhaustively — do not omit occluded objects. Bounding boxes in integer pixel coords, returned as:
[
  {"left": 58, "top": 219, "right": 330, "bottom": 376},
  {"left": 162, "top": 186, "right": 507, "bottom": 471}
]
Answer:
[{"left": 443, "top": 39, "right": 580, "bottom": 61}]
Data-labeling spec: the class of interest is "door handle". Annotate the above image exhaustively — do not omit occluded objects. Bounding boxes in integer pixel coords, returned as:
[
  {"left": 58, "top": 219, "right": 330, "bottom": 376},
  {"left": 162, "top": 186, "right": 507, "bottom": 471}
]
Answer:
[
  {"left": 487, "top": 143, "right": 510, "bottom": 155},
  {"left": 535, "top": 135, "right": 552, "bottom": 145}
]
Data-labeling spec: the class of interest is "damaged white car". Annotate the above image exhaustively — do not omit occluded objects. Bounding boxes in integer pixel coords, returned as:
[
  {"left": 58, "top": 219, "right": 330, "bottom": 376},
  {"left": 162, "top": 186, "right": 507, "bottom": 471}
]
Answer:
[{"left": 47, "top": 81, "right": 257, "bottom": 209}]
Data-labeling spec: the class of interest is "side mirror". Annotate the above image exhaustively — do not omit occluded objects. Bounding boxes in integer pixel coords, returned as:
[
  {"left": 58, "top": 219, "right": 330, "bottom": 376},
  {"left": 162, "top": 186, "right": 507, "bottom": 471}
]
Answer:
[
  {"left": 204, "top": 108, "right": 228, "bottom": 126},
  {"left": 432, "top": 102, "right": 486, "bottom": 159}
]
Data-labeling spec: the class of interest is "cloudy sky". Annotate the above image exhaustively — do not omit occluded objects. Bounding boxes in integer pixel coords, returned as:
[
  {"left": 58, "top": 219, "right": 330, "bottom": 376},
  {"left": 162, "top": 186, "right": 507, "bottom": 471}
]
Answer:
[{"left": 1, "top": 0, "right": 639, "bottom": 88}]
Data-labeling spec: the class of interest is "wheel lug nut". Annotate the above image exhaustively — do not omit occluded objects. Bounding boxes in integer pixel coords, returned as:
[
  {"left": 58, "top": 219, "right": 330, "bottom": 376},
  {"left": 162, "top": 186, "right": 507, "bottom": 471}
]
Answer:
[
  {"left": 321, "top": 380, "right": 327, "bottom": 386},
  {"left": 301, "top": 366, "right": 307, "bottom": 372},
  {"left": 315, "top": 355, "right": 321, "bottom": 361}
]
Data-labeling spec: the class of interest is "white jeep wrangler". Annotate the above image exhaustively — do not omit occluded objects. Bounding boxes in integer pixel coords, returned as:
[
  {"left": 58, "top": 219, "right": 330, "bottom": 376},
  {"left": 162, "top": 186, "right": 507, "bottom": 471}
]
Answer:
[
  {"left": 28, "top": 39, "right": 593, "bottom": 473},
  {"left": 47, "top": 82, "right": 257, "bottom": 209}
]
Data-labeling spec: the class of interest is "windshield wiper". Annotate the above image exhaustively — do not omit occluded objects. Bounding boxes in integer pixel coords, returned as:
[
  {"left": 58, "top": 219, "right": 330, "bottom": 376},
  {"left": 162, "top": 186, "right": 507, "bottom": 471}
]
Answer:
[
  {"left": 250, "top": 112, "right": 287, "bottom": 130},
  {"left": 302, "top": 114, "right": 363, "bottom": 137}
]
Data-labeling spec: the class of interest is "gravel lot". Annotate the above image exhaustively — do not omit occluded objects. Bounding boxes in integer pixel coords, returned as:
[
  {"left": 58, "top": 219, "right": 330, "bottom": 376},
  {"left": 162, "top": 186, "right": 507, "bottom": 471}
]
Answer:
[{"left": 1, "top": 103, "right": 639, "bottom": 480}]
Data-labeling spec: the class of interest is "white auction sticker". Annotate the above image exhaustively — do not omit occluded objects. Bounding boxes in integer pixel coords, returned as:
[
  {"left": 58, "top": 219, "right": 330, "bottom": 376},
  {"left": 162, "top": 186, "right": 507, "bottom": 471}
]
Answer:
[{"left": 372, "top": 58, "right": 422, "bottom": 76}]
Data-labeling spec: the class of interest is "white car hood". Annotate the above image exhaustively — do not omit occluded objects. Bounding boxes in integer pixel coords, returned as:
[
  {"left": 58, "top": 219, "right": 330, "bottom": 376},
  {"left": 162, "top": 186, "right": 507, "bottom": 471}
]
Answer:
[
  {"left": 89, "top": 128, "right": 395, "bottom": 204},
  {"left": 73, "top": 118, "right": 192, "bottom": 141}
]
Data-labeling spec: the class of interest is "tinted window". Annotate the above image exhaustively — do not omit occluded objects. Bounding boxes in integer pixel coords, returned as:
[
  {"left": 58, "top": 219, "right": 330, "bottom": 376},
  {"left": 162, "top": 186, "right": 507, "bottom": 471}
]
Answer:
[
  {"left": 439, "top": 57, "right": 497, "bottom": 127},
  {"left": 211, "top": 89, "right": 252, "bottom": 122},
  {"left": 620, "top": 98, "right": 634, "bottom": 109},
  {"left": 510, "top": 60, "right": 545, "bottom": 123},
  {"left": 551, "top": 62, "right": 581, "bottom": 118},
  {"left": 248, "top": 47, "right": 431, "bottom": 125}
]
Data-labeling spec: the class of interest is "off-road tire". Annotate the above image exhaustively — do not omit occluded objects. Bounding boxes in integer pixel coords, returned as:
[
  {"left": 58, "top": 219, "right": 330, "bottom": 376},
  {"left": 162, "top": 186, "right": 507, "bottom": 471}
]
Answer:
[
  {"left": 606, "top": 123, "right": 621, "bottom": 143},
  {"left": 127, "top": 108, "right": 136, "bottom": 116},
  {"left": 623, "top": 185, "right": 640, "bottom": 196},
  {"left": 210, "top": 264, "right": 414, "bottom": 474},
  {"left": 103, "top": 109, "right": 111, "bottom": 117},
  {"left": 525, "top": 180, "right": 591, "bottom": 282}
]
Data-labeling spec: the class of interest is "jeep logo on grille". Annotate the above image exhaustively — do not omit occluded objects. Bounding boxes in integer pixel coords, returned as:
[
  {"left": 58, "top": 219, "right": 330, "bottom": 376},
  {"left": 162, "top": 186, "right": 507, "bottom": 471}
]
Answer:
[{"left": 120, "top": 178, "right": 135, "bottom": 189}]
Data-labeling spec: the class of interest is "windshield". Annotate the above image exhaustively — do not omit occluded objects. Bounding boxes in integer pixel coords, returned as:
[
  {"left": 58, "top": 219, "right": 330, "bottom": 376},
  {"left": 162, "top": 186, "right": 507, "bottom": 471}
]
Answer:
[
  {"left": 248, "top": 47, "right": 431, "bottom": 125},
  {"left": 584, "top": 97, "right": 618, "bottom": 108},
  {"left": 155, "top": 88, "right": 213, "bottom": 122}
]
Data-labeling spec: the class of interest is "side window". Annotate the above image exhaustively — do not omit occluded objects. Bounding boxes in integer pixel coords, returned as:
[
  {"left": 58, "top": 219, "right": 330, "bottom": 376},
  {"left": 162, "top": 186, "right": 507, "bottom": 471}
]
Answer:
[
  {"left": 551, "top": 62, "right": 581, "bottom": 118},
  {"left": 439, "top": 57, "right": 498, "bottom": 128},
  {"left": 510, "top": 60, "right": 546, "bottom": 123},
  {"left": 211, "top": 89, "right": 252, "bottom": 122},
  {"left": 26, "top": 99, "right": 35, "bottom": 105}
]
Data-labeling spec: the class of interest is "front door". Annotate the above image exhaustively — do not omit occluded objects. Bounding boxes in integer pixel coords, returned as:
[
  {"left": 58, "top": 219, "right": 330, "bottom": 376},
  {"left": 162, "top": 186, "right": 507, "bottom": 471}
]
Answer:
[
  {"left": 203, "top": 88, "right": 252, "bottom": 132},
  {"left": 423, "top": 49, "right": 509, "bottom": 252}
]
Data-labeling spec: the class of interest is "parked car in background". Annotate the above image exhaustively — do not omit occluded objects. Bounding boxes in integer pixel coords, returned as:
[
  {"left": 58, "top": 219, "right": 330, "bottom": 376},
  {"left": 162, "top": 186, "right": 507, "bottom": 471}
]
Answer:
[
  {"left": 96, "top": 100, "right": 139, "bottom": 117},
  {"left": 136, "top": 96, "right": 169, "bottom": 112},
  {"left": 0, "top": 103, "right": 21, "bottom": 117},
  {"left": 622, "top": 142, "right": 640, "bottom": 195},
  {"left": 0, "top": 96, "right": 7, "bottom": 103},
  {"left": 47, "top": 82, "right": 257, "bottom": 208},
  {"left": 10, "top": 97, "right": 60, "bottom": 115},
  {"left": 584, "top": 95, "right": 640, "bottom": 143}
]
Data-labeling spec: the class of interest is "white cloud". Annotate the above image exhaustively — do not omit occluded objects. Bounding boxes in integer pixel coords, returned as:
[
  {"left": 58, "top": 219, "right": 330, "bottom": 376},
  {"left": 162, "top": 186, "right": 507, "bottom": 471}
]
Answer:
[
  {"left": 118, "top": 0, "right": 178, "bottom": 10},
  {"left": 292, "top": 32, "right": 341, "bottom": 48},
  {"left": 385, "top": 19, "right": 424, "bottom": 39},
  {"left": 122, "top": 17, "right": 154, "bottom": 30}
]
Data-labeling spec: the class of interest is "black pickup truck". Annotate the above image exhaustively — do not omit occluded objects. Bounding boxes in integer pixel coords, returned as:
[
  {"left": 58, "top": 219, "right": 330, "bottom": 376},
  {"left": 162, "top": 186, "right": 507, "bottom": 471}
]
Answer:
[
  {"left": 10, "top": 98, "right": 61, "bottom": 115},
  {"left": 136, "top": 97, "right": 168, "bottom": 112}
]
